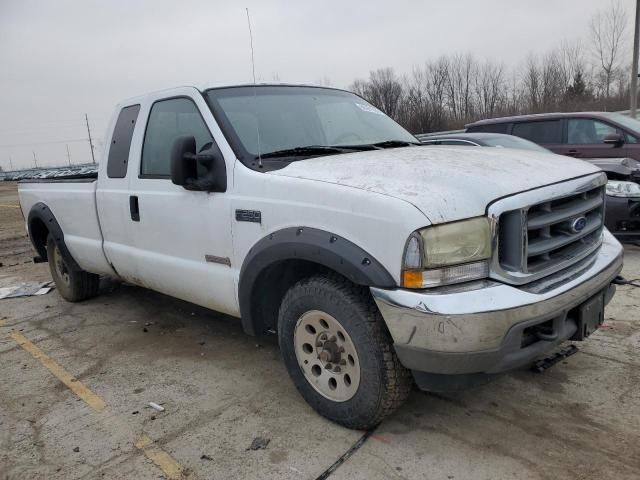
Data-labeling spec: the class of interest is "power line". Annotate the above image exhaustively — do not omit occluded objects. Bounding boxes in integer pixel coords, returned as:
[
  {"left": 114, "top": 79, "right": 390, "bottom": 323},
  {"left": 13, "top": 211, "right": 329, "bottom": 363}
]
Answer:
[
  {"left": 0, "top": 138, "right": 88, "bottom": 148},
  {"left": 85, "top": 113, "right": 96, "bottom": 164}
]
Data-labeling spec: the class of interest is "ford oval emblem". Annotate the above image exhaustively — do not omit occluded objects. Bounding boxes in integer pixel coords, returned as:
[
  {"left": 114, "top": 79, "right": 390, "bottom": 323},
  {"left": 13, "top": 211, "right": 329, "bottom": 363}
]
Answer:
[{"left": 571, "top": 216, "right": 587, "bottom": 233}]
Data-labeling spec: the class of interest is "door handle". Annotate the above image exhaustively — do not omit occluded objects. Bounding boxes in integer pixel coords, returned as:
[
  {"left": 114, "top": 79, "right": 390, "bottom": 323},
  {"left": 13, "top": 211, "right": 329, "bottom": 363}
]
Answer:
[
  {"left": 567, "top": 149, "right": 580, "bottom": 157},
  {"left": 129, "top": 195, "right": 140, "bottom": 221}
]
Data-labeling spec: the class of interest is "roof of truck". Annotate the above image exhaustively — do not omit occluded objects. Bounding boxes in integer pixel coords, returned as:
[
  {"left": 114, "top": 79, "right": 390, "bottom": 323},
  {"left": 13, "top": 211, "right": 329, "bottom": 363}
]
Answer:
[{"left": 117, "top": 83, "right": 352, "bottom": 109}]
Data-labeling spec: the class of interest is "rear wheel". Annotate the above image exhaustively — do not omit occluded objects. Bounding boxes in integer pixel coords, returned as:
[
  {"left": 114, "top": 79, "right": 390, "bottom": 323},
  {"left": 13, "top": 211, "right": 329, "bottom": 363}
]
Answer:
[
  {"left": 278, "top": 274, "right": 412, "bottom": 430},
  {"left": 47, "top": 235, "right": 99, "bottom": 302}
]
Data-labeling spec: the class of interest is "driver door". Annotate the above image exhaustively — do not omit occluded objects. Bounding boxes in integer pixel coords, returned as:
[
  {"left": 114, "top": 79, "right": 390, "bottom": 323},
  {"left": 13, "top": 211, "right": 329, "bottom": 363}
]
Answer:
[{"left": 124, "top": 89, "right": 237, "bottom": 316}]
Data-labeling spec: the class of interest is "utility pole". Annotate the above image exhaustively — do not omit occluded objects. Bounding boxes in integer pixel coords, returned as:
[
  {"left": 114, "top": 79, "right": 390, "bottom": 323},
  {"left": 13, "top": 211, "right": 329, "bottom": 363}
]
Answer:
[
  {"left": 9, "top": 156, "right": 13, "bottom": 171},
  {"left": 32, "top": 151, "right": 38, "bottom": 169},
  {"left": 66, "top": 144, "right": 72, "bottom": 166},
  {"left": 85, "top": 113, "right": 96, "bottom": 164},
  {"left": 631, "top": 0, "right": 640, "bottom": 118}
]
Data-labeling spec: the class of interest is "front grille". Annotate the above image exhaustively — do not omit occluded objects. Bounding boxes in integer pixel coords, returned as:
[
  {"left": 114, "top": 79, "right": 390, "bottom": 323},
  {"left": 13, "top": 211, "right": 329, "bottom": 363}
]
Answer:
[{"left": 498, "top": 184, "right": 605, "bottom": 279}]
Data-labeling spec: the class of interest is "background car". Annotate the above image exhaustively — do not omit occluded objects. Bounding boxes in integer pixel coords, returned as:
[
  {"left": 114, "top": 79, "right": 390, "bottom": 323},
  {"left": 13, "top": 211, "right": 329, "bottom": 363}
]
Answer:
[
  {"left": 418, "top": 131, "right": 640, "bottom": 242},
  {"left": 417, "top": 132, "right": 549, "bottom": 152},
  {"left": 465, "top": 111, "right": 640, "bottom": 162}
]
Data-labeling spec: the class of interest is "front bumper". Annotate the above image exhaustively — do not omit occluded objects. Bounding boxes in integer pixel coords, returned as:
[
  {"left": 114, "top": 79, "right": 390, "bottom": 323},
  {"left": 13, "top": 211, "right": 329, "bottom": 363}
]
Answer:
[{"left": 370, "top": 230, "right": 623, "bottom": 386}]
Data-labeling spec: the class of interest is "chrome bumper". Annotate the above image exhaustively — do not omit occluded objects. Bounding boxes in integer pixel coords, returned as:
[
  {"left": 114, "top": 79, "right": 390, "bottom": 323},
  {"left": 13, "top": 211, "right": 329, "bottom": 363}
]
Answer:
[{"left": 371, "top": 230, "right": 623, "bottom": 375}]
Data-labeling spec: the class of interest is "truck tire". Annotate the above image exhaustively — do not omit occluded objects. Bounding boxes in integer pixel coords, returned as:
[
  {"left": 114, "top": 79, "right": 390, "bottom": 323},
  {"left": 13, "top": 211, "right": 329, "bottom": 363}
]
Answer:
[
  {"left": 278, "top": 274, "right": 412, "bottom": 430},
  {"left": 46, "top": 235, "right": 100, "bottom": 302}
]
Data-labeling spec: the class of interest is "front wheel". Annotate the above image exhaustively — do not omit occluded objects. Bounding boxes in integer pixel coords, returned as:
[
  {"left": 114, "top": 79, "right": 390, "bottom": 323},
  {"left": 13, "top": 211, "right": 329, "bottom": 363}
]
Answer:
[
  {"left": 278, "top": 274, "right": 412, "bottom": 430},
  {"left": 47, "top": 235, "right": 100, "bottom": 302}
]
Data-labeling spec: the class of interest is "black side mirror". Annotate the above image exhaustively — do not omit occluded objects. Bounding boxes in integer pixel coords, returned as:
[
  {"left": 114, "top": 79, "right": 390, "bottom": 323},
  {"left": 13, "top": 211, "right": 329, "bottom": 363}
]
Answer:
[
  {"left": 171, "top": 136, "right": 197, "bottom": 186},
  {"left": 170, "top": 135, "right": 227, "bottom": 192},
  {"left": 604, "top": 132, "right": 625, "bottom": 147}
]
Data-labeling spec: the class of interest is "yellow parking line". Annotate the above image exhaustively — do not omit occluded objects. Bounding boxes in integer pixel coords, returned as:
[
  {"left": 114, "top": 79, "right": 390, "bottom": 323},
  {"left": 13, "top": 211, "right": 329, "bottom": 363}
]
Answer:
[
  {"left": 0, "top": 204, "right": 20, "bottom": 208},
  {"left": 2, "top": 322, "right": 186, "bottom": 479},
  {"left": 136, "top": 434, "right": 186, "bottom": 479},
  {"left": 10, "top": 331, "right": 108, "bottom": 412}
]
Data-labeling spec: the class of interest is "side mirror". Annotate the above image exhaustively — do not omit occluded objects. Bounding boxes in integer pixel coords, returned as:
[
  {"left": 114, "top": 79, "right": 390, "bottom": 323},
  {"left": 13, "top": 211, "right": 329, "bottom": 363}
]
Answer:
[
  {"left": 604, "top": 132, "right": 625, "bottom": 147},
  {"left": 170, "top": 135, "right": 227, "bottom": 192},
  {"left": 171, "top": 136, "right": 197, "bottom": 186}
]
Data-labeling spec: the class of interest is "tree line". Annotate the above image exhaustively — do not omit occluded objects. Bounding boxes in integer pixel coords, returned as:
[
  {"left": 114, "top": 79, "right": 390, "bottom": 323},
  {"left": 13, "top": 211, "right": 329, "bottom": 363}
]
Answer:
[{"left": 351, "top": 2, "right": 631, "bottom": 134}]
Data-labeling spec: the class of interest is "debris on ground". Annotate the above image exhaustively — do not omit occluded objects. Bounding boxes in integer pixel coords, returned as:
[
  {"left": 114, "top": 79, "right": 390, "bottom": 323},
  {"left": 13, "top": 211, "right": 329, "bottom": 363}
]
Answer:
[
  {"left": 531, "top": 345, "right": 578, "bottom": 373},
  {"left": 246, "top": 436, "right": 270, "bottom": 451},
  {"left": 0, "top": 282, "right": 53, "bottom": 299},
  {"left": 72, "top": 447, "right": 80, "bottom": 452},
  {"left": 200, "top": 454, "right": 213, "bottom": 461},
  {"left": 148, "top": 402, "right": 165, "bottom": 412}
]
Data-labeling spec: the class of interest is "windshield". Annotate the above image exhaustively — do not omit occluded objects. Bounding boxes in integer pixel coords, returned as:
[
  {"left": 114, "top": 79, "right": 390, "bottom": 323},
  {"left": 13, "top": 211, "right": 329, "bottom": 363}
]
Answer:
[
  {"left": 481, "top": 135, "right": 549, "bottom": 152},
  {"left": 603, "top": 112, "right": 640, "bottom": 133},
  {"left": 205, "top": 86, "right": 417, "bottom": 164}
]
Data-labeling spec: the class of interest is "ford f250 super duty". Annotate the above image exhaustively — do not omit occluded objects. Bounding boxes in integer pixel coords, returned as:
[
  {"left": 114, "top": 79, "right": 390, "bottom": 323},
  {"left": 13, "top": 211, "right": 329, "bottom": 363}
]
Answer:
[{"left": 19, "top": 84, "right": 624, "bottom": 429}]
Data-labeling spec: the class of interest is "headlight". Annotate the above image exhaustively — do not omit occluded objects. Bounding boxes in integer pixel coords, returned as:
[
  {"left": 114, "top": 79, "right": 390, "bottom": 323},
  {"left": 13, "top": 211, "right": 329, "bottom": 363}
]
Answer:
[
  {"left": 402, "top": 217, "right": 491, "bottom": 288},
  {"left": 606, "top": 180, "right": 640, "bottom": 197}
]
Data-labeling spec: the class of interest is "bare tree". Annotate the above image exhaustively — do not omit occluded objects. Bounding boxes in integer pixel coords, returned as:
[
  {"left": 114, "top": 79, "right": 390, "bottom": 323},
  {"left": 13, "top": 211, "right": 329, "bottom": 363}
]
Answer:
[
  {"left": 444, "top": 54, "right": 476, "bottom": 123},
  {"left": 590, "top": 1, "right": 628, "bottom": 99},
  {"left": 522, "top": 54, "right": 542, "bottom": 111},
  {"left": 474, "top": 60, "right": 506, "bottom": 118},
  {"left": 351, "top": 68, "right": 404, "bottom": 117}
]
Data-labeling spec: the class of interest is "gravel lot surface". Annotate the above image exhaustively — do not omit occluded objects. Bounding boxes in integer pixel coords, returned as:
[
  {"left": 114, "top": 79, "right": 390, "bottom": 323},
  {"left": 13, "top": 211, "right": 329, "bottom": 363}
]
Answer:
[{"left": 1, "top": 181, "right": 639, "bottom": 480}]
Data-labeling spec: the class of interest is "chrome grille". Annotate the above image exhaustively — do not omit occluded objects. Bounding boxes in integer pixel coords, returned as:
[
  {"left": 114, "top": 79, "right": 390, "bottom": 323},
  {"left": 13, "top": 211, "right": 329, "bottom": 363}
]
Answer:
[
  {"left": 525, "top": 187, "right": 604, "bottom": 273},
  {"left": 489, "top": 174, "right": 607, "bottom": 285}
]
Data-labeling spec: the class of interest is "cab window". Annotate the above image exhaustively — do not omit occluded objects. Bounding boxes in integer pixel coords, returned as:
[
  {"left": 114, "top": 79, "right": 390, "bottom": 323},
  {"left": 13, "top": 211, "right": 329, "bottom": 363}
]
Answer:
[
  {"left": 107, "top": 105, "right": 140, "bottom": 178},
  {"left": 141, "top": 98, "right": 213, "bottom": 177}
]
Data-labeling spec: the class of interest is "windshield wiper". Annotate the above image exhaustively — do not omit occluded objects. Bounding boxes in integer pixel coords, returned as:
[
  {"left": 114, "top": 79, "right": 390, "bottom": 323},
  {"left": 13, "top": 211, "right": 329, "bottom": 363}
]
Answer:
[
  {"left": 334, "top": 140, "right": 422, "bottom": 151},
  {"left": 258, "top": 140, "right": 421, "bottom": 160},
  {"left": 259, "top": 145, "right": 358, "bottom": 159},
  {"left": 370, "top": 140, "right": 422, "bottom": 148}
]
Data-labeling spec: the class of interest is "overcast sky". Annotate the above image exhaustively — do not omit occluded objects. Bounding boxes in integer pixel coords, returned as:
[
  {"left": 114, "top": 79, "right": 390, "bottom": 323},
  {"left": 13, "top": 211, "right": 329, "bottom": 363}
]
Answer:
[{"left": 0, "top": 0, "right": 634, "bottom": 170}]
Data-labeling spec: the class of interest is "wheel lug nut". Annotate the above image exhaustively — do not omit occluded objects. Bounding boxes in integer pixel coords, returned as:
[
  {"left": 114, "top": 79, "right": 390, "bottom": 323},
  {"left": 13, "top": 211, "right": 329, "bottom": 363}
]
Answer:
[
  {"left": 325, "top": 363, "right": 332, "bottom": 369},
  {"left": 334, "top": 366, "right": 341, "bottom": 373},
  {"left": 339, "top": 346, "right": 345, "bottom": 353},
  {"left": 340, "top": 359, "right": 346, "bottom": 365},
  {"left": 316, "top": 341, "right": 323, "bottom": 347}
]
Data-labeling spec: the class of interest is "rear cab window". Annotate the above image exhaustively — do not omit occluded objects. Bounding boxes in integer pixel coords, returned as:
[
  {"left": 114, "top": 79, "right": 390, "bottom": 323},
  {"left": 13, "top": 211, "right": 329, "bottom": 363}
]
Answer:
[
  {"left": 107, "top": 105, "right": 141, "bottom": 178},
  {"left": 511, "top": 120, "right": 562, "bottom": 144}
]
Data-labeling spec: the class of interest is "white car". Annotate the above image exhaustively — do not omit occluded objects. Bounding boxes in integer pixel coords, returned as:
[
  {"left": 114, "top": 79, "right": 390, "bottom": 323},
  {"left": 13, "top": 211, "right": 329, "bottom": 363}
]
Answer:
[{"left": 18, "top": 84, "right": 623, "bottom": 429}]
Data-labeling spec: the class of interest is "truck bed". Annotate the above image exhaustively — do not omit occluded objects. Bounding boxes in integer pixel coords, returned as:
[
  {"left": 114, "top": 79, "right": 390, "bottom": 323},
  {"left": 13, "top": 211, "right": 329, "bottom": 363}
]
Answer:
[{"left": 18, "top": 179, "right": 111, "bottom": 274}]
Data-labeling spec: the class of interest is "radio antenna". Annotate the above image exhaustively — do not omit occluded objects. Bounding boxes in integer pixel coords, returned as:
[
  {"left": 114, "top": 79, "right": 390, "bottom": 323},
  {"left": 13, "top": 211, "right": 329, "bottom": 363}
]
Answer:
[{"left": 245, "top": 7, "right": 262, "bottom": 168}]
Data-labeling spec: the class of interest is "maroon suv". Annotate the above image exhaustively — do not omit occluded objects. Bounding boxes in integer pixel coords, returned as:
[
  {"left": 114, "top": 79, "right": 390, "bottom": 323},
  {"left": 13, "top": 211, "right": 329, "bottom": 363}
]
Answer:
[{"left": 466, "top": 111, "right": 640, "bottom": 160}]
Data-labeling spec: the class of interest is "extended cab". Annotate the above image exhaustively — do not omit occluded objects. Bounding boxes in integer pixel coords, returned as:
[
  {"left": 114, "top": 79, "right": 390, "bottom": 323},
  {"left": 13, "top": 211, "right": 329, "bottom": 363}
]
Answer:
[{"left": 19, "top": 85, "right": 623, "bottom": 429}]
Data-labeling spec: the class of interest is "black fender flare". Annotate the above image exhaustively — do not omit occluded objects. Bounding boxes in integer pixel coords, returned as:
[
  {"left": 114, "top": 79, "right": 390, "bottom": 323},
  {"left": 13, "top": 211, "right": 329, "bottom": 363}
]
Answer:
[
  {"left": 27, "top": 202, "right": 81, "bottom": 271},
  {"left": 238, "top": 227, "right": 396, "bottom": 335}
]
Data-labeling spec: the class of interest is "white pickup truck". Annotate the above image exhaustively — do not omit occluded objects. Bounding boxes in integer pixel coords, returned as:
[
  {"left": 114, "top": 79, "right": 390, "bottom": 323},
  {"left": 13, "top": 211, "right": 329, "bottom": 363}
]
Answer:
[{"left": 19, "top": 84, "right": 623, "bottom": 429}]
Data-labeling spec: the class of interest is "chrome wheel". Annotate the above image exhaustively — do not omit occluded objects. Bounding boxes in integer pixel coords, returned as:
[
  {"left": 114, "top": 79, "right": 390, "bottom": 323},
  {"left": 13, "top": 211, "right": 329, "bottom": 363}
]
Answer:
[
  {"left": 52, "top": 244, "right": 71, "bottom": 287},
  {"left": 293, "top": 310, "right": 361, "bottom": 402}
]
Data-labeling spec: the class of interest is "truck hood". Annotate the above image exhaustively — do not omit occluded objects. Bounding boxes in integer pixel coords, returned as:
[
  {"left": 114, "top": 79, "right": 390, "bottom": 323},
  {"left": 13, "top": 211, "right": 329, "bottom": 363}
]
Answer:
[{"left": 269, "top": 146, "right": 603, "bottom": 223}]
